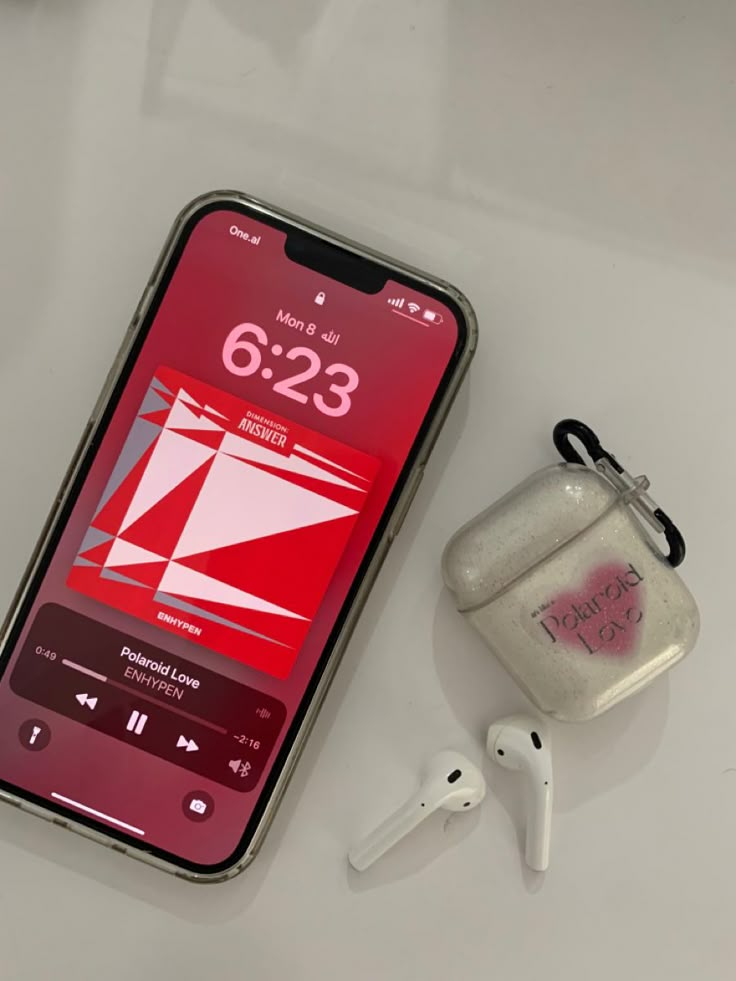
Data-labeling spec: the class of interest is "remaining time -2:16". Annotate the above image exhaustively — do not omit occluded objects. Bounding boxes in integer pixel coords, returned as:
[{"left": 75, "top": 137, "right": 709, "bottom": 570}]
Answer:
[
  {"left": 222, "top": 323, "right": 359, "bottom": 418},
  {"left": 234, "top": 734, "right": 261, "bottom": 750}
]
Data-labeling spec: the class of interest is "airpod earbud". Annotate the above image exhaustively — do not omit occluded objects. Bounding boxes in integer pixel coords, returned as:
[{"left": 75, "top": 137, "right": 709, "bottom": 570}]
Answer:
[
  {"left": 348, "top": 750, "right": 486, "bottom": 871},
  {"left": 486, "top": 715, "right": 553, "bottom": 872}
]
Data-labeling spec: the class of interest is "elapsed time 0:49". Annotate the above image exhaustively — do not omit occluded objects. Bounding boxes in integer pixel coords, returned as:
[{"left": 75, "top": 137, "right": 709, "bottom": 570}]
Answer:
[{"left": 222, "top": 323, "right": 359, "bottom": 418}]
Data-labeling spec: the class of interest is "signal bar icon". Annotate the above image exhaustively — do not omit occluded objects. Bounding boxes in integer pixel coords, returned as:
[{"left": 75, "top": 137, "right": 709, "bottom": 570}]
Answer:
[{"left": 387, "top": 297, "right": 405, "bottom": 309}]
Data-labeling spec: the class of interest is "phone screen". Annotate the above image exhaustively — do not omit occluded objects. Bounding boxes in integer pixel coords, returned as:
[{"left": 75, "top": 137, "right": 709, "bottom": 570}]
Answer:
[{"left": 0, "top": 202, "right": 465, "bottom": 873}]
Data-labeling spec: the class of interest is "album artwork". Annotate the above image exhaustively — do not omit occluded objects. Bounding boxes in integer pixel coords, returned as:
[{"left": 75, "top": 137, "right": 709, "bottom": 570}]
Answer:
[{"left": 68, "top": 367, "right": 380, "bottom": 678}]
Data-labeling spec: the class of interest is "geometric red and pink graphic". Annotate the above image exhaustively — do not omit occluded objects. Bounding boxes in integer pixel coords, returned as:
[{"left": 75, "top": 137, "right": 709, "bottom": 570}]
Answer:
[{"left": 67, "top": 366, "right": 380, "bottom": 678}]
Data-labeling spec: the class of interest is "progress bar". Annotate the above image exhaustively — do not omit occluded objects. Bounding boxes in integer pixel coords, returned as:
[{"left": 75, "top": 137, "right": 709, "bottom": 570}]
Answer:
[
  {"left": 51, "top": 792, "right": 145, "bottom": 836},
  {"left": 61, "top": 659, "right": 105, "bottom": 683}
]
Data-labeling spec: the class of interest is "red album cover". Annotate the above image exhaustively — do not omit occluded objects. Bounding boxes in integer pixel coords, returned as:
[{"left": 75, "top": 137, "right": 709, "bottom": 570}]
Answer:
[{"left": 67, "top": 367, "right": 380, "bottom": 678}]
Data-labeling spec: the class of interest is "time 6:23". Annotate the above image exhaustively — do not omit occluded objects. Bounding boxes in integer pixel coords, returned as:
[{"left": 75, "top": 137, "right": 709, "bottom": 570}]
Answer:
[{"left": 222, "top": 323, "right": 359, "bottom": 418}]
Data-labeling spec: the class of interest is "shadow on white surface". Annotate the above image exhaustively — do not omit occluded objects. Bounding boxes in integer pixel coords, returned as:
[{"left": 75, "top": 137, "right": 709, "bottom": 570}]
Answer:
[
  {"left": 0, "top": 802, "right": 267, "bottom": 918},
  {"left": 0, "top": 0, "right": 88, "bottom": 361},
  {"left": 141, "top": 0, "right": 338, "bottom": 132},
  {"left": 432, "top": 587, "right": 671, "bottom": 893},
  {"left": 446, "top": 2, "right": 736, "bottom": 280},
  {"left": 346, "top": 805, "right": 482, "bottom": 890},
  {"left": 139, "top": 0, "right": 736, "bottom": 287},
  {"left": 432, "top": 588, "right": 671, "bottom": 811}
]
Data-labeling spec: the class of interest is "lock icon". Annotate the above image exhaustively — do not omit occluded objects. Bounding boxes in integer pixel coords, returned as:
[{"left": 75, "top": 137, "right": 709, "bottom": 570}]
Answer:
[{"left": 314, "top": 291, "right": 326, "bottom": 306}]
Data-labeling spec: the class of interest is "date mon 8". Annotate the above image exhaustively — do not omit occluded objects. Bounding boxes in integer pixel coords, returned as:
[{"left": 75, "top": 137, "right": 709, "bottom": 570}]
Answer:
[{"left": 222, "top": 323, "right": 359, "bottom": 418}]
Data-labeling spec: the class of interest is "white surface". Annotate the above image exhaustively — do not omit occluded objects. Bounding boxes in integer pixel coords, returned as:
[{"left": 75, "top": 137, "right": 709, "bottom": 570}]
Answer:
[{"left": 0, "top": 2, "right": 734, "bottom": 978}]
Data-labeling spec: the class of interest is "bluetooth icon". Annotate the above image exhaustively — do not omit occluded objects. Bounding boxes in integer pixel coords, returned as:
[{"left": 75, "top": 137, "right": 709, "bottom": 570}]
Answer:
[{"left": 229, "top": 758, "right": 252, "bottom": 778}]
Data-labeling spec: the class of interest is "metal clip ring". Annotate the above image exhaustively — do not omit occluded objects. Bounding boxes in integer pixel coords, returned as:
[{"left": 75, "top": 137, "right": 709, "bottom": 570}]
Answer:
[{"left": 552, "top": 419, "right": 686, "bottom": 568}]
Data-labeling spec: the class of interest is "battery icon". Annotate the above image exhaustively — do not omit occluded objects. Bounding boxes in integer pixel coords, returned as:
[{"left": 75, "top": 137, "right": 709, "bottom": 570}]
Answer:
[{"left": 422, "top": 309, "right": 443, "bottom": 324}]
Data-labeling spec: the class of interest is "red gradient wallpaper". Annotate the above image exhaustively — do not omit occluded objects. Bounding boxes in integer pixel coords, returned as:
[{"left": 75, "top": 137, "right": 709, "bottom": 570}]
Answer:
[{"left": 0, "top": 207, "right": 460, "bottom": 870}]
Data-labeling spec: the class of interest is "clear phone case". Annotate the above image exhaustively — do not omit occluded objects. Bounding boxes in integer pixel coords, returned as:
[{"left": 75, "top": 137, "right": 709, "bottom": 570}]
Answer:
[{"left": 0, "top": 191, "right": 478, "bottom": 881}]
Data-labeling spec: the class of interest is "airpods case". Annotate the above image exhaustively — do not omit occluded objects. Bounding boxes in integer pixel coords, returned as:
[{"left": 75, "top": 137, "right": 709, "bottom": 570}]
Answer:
[{"left": 442, "top": 420, "right": 699, "bottom": 722}]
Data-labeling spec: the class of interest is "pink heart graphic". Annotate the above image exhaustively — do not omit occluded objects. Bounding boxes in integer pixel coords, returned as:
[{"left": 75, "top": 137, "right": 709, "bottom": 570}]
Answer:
[{"left": 537, "top": 562, "right": 646, "bottom": 656}]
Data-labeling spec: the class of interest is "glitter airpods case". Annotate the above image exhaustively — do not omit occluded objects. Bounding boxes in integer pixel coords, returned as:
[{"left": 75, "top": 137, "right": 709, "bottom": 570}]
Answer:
[{"left": 442, "top": 420, "right": 699, "bottom": 722}]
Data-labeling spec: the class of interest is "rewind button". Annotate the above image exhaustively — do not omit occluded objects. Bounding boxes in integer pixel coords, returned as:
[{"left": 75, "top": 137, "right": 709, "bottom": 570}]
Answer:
[{"left": 75, "top": 693, "right": 98, "bottom": 710}]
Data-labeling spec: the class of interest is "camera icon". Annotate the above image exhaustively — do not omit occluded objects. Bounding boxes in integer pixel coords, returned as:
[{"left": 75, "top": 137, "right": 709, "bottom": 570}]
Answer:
[{"left": 182, "top": 791, "right": 214, "bottom": 822}]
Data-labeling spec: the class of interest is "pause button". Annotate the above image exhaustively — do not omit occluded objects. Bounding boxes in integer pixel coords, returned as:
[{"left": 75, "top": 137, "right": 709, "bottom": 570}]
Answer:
[{"left": 126, "top": 710, "right": 148, "bottom": 735}]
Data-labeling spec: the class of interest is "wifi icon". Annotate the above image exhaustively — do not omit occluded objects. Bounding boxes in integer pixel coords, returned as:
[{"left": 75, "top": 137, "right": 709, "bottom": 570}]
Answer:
[{"left": 407, "top": 302, "right": 421, "bottom": 315}]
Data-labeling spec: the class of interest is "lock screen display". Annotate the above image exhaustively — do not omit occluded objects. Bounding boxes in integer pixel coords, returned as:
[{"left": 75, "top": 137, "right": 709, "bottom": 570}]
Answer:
[{"left": 0, "top": 203, "right": 463, "bottom": 872}]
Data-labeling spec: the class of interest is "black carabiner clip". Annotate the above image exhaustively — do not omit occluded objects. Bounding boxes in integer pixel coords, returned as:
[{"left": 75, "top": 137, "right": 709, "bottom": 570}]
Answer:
[{"left": 552, "top": 418, "right": 686, "bottom": 568}]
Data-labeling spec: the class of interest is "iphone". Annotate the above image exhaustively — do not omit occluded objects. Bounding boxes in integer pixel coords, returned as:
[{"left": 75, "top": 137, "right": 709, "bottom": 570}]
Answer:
[{"left": 0, "top": 192, "right": 477, "bottom": 880}]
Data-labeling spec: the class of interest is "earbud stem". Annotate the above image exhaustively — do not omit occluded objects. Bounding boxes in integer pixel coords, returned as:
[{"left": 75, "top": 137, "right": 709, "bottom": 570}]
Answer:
[
  {"left": 348, "top": 792, "right": 432, "bottom": 872},
  {"left": 525, "top": 780, "right": 552, "bottom": 872}
]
